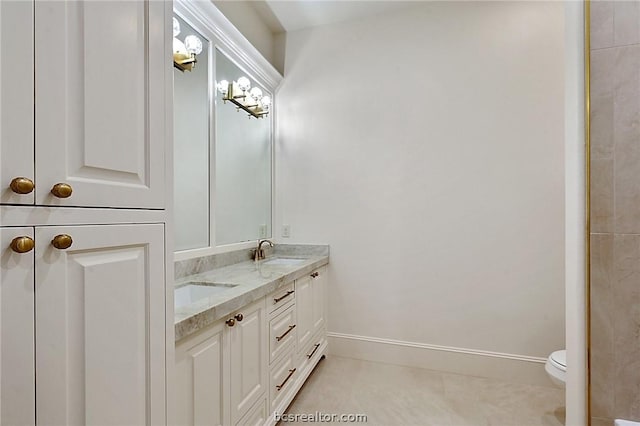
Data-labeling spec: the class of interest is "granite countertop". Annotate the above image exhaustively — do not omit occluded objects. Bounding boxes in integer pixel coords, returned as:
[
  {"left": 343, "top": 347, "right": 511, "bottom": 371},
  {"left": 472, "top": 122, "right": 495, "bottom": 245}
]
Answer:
[{"left": 174, "top": 245, "right": 329, "bottom": 341}]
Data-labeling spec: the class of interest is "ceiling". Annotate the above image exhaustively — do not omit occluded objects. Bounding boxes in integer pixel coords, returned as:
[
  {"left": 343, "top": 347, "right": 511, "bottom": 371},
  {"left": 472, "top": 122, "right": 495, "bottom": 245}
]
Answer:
[{"left": 263, "top": 1, "right": 418, "bottom": 33}]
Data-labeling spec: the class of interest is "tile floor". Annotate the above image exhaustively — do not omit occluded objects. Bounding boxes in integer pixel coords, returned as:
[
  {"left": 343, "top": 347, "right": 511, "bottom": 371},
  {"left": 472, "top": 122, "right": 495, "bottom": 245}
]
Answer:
[{"left": 283, "top": 355, "right": 565, "bottom": 426}]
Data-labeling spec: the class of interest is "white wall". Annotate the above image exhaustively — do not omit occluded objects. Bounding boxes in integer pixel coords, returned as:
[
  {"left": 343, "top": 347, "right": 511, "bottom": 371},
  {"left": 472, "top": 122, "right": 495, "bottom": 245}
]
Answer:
[{"left": 275, "top": 1, "right": 566, "bottom": 375}]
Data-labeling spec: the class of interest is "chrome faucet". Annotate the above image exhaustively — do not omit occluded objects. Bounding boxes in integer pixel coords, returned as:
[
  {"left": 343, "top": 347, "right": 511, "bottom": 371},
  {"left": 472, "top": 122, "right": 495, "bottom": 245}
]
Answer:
[{"left": 254, "top": 239, "right": 274, "bottom": 261}]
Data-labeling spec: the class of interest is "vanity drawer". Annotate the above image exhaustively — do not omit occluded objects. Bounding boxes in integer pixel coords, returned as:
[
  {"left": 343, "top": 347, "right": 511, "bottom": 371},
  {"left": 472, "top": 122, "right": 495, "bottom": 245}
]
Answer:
[
  {"left": 269, "top": 305, "right": 296, "bottom": 364},
  {"left": 298, "top": 331, "right": 326, "bottom": 375},
  {"left": 269, "top": 349, "right": 297, "bottom": 413},
  {"left": 268, "top": 282, "right": 295, "bottom": 314}
]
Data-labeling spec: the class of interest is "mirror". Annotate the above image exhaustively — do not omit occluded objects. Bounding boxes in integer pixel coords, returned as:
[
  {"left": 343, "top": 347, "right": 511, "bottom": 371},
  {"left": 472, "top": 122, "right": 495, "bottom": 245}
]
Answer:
[
  {"left": 214, "top": 50, "right": 272, "bottom": 246},
  {"left": 173, "top": 9, "right": 274, "bottom": 256},
  {"left": 173, "top": 15, "right": 210, "bottom": 252}
]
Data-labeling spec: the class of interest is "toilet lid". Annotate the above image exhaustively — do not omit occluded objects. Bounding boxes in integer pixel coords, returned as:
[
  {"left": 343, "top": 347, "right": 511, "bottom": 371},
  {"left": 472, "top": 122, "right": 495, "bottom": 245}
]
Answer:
[{"left": 550, "top": 350, "right": 566, "bottom": 370}]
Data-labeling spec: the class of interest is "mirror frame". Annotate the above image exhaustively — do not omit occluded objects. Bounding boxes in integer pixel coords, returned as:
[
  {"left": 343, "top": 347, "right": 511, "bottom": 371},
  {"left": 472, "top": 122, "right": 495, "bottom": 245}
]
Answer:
[{"left": 173, "top": 0, "right": 282, "bottom": 261}]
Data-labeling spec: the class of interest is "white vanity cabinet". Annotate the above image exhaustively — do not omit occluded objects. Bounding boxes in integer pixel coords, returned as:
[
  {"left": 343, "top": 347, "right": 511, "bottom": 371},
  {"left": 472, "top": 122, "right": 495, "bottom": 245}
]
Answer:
[
  {"left": 262, "top": 267, "right": 328, "bottom": 425},
  {"left": 175, "top": 265, "right": 329, "bottom": 426},
  {"left": 229, "top": 299, "right": 268, "bottom": 424},
  {"left": 1, "top": 0, "right": 166, "bottom": 209},
  {"left": 175, "top": 298, "right": 268, "bottom": 426},
  {"left": 295, "top": 266, "right": 327, "bottom": 354},
  {"left": 175, "top": 320, "right": 227, "bottom": 426},
  {"left": 267, "top": 298, "right": 298, "bottom": 415}
]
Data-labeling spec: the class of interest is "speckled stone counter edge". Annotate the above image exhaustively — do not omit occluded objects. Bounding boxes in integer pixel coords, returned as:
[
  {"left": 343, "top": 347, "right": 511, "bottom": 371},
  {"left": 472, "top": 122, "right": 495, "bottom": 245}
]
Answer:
[
  {"left": 174, "top": 244, "right": 330, "bottom": 280},
  {"left": 174, "top": 245, "right": 329, "bottom": 341}
]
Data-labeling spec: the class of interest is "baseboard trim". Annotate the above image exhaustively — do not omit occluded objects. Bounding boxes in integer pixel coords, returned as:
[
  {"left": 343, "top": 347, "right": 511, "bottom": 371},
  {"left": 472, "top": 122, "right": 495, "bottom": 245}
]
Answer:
[
  {"left": 327, "top": 332, "right": 546, "bottom": 363},
  {"left": 327, "top": 332, "right": 554, "bottom": 387}
]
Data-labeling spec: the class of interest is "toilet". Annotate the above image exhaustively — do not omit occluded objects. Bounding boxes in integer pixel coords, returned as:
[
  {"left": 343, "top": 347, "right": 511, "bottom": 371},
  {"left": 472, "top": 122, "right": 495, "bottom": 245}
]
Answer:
[{"left": 545, "top": 349, "right": 566, "bottom": 387}]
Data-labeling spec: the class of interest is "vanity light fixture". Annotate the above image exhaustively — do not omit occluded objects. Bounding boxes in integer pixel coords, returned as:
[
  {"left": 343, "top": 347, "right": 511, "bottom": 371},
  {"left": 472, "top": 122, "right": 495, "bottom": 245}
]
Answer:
[
  {"left": 173, "top": 17, "right": 203, "bottom": 72},
  {"left": 216, "top": 77, "right": 271, "bottom": 119}
]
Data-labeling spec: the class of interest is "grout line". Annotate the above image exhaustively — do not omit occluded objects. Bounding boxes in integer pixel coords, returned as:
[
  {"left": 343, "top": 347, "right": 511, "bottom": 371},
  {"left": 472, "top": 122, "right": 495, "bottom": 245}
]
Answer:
[{"left": 591, "top": 41, "right": 640, "bottom": 52}]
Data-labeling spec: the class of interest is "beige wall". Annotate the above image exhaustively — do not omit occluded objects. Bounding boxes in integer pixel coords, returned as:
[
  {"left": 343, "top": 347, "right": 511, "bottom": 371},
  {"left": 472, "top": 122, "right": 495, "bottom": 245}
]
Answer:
[
  {"left": 212, "top": 0, "right": 285, "bottom": 74},
  {"left": 275, "top": 1, "right": 565, "bottom": 377},
  {"left": 590, "top": 1, "right": 640, "bottom": 424}
]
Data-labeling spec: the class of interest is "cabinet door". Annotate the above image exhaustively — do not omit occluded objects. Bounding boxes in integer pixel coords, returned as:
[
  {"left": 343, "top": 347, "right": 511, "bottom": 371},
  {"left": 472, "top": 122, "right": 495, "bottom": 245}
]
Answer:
[
  {"left": 237, "top": 398, "right": 267, "bottom": 426},
  {"left": 229, "top": 298, "right": 267, "bottom": 425},
  {"left": 295, "top": 274, "right": 313, "bottom": 351},
  {"left": 175, "top": 321, "right": 229, "bottom": 426},
  {"left": 312, "top": 267, "right": 326, "bottom": 335},
  {"left": 34, "top": 1, "right": 166, "bottom": 208},
  {"left": 0, "top": 1, "right": 34, "bottom": 205},
  {"left": 0, "top": 227, "right": 35, "bottom": 426},
  {"left": 35, "top": 224, "right": 165, "bottom": 426}
]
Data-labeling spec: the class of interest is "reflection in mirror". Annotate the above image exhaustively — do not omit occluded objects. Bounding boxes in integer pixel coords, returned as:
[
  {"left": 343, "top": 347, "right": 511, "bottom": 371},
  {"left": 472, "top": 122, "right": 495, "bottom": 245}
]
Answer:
[
  {"left": 215, "top": 50, "right": 272, "bottom": 246},
  {"left": 174, "top": 15, "right": 210, "bottom": 251}
]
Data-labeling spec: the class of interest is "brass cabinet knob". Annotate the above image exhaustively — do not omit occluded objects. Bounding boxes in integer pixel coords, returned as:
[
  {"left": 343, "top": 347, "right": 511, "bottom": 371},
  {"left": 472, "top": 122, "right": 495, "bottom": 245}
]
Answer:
[
  {"left": 235, "top": 313, "right": 244, "bottom": 322},
  {"left": 51, "top": 234, "right": 73, "bottom": 250},
  {"left": 9, "top": 177, "right": 35, "bottom": 195},
  {"left": 10, "top": 236, "right": 34, "bottom": 253},
  {"left": 226, "top": 318, "right": 236, "bottom": 327},
  {"left": 51, "top": 183, "right": 73, "bottom": 198}
]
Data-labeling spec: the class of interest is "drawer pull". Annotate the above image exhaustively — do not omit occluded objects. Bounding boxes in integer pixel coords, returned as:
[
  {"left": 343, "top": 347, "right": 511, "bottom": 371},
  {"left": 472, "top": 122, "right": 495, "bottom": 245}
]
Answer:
[
  {"left": 51, "top": 183, "right": 73, "bottom": 198},
  {"left": 10, "top": 177, "right": 34, "bottom": 195},
  {"left": 306, "top": 343, "right": 321, "bottom": 359},
  {"left": 274, "top": 290, "right": 294, "bottom": 303},
  {"left": 235, "top": 313, "right": 243, "bottom": 322},
  {"left": 10, "top": 236, "right": 35, "bottom": 253},
  {"left": 51, "top": 234, "right": 73, "bottom": 250},
  {"left": 275, "top": 324, "right": 296, "bottom": 342},
  {"left": 276, "top": 368, "right": 296, "bottom": 391},
  {"left": 310, "top": 272, "right": 319, "bottom": 278},
  {"left": 226, "top": 318, "right": 235, "bottom": 327}
]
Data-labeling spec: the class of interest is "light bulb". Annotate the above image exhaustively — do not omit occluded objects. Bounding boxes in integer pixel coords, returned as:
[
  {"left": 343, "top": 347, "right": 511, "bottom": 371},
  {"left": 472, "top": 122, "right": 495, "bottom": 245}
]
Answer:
[
  {"left": 261, "top": 95, "right": 271, "bottom": 108},
  {"left": 216, "top": 80, "right": 229, "bottom": 95},
  {"left": 184, "top": 35, "right": 203, "bottom": 55},
  {"left": 237, "top": 76, "right": 251, "bottom": 92},
  {"left": 249, "top": 87, "right": 263, "bottom": 100},
  {"left": 173, "top": 17, "right": 180, "bottom": 37},
  {"left": 173, "top": 38, "right": 187, "bottom": 55}
]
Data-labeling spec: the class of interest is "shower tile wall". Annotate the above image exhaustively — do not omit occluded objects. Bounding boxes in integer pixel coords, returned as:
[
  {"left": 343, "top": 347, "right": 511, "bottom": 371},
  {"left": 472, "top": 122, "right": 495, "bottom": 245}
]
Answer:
[{"left": 590, "top": 1, "right": 640, "bottom": 424}]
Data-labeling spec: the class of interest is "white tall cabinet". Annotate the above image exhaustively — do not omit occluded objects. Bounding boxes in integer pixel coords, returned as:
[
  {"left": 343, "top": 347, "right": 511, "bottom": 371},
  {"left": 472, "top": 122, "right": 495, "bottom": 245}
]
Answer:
[
  {"left": 0, "top": 1, "right": 171, "bottom": 425},
  {"left": 35, "top": 224, "right": 166, "bottom": 425},
  {"left": 1, "top": 0, "right": 166, "bottom": 209},
  {"left": 34, "top": 1, "right": 166, "bottom": 209},
  {"left": 0, "top": 227, "right": 35, "bottom": 426},
  {"left": 0, "top": 1, "right": 34, "bottom": 206}
]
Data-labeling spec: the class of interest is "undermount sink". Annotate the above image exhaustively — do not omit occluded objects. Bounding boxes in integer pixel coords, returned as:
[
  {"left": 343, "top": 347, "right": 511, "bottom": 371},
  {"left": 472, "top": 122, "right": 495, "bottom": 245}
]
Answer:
[
  {"left": 262, "top": 257, "right": 306, "bottom": 266},
  {"left": 174, "top": 282, "right": 237, "bottom": 309}
]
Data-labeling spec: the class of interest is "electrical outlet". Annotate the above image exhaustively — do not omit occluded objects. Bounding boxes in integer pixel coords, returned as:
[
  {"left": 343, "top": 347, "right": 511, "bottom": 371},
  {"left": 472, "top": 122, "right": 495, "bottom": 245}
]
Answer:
[
  {"left": 259, "top": 224, "right": 267, "bottom": 238},
  {"left": 282, "top": 224, "right": 291, "bottom": 238}
]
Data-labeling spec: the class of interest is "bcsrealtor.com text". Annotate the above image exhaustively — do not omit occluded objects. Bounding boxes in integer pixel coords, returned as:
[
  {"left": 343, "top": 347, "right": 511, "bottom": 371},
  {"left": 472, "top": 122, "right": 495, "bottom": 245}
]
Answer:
[{"left": 275, "top": 412, "right": 368, "bottom": 423}]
